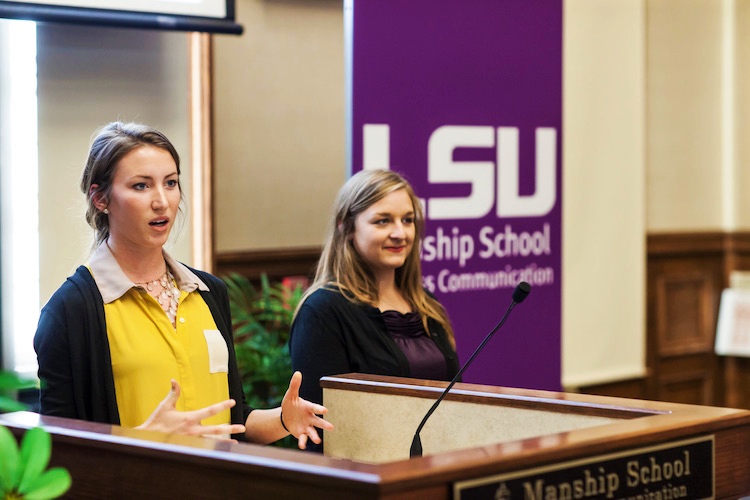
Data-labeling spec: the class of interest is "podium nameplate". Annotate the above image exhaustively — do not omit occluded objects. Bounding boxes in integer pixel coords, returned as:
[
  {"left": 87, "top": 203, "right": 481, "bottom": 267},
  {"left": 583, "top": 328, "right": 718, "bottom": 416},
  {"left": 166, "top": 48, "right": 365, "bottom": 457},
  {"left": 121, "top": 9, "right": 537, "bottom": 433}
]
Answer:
[{"left": 454, "top": 435, "right": 714, "bottom": 500}]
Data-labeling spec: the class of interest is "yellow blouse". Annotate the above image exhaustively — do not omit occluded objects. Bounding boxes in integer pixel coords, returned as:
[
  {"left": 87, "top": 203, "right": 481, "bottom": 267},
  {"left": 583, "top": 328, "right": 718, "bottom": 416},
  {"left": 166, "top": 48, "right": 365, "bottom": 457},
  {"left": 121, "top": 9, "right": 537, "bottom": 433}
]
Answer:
[{"left": 89, "top": 243, "right": 230, "bottom": 428}]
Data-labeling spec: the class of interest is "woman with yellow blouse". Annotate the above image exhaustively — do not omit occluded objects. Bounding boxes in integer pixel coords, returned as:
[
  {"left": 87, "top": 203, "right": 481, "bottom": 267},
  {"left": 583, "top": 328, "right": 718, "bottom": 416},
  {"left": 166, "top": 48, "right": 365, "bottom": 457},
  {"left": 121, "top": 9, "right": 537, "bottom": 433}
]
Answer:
[{"left": 34, "top": 122, "right": 331, "bottom": 448}]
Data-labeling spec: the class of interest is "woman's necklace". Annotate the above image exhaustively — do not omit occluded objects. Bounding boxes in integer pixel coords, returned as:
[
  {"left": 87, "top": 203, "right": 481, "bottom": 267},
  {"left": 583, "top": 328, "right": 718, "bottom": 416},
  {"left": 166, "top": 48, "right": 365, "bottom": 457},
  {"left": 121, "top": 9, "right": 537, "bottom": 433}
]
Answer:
[{"left": 136, "top": 268, "right": 179, "bottom": 325}]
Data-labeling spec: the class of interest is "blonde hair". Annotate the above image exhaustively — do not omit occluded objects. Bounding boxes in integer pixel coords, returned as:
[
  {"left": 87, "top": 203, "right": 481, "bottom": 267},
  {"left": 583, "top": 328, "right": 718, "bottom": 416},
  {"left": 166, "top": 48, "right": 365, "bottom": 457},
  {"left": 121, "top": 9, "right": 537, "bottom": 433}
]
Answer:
[{"left": 299, "top": 169, "right": 455, "bottom": 347}]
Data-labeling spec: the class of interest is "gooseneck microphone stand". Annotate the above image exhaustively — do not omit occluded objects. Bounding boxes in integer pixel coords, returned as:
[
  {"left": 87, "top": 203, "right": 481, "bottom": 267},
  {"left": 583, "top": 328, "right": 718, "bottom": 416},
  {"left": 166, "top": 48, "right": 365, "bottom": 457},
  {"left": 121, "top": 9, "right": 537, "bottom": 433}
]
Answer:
[{"left": 409, "top": 282, "right": 531, "bottom": 458}]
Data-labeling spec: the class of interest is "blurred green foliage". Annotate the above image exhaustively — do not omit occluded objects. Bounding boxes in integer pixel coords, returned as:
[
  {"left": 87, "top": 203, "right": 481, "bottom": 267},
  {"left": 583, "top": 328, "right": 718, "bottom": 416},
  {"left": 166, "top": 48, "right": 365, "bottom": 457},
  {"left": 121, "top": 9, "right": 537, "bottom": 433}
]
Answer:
[
  {"left": 223, "top": 273, "right": 303, "bottom": 448},
  {"left": 0, "top": 373, "right": 71, "bottom": 499},
  {"left": 0, "top": 372, "right": 35, "bottom": 413}
]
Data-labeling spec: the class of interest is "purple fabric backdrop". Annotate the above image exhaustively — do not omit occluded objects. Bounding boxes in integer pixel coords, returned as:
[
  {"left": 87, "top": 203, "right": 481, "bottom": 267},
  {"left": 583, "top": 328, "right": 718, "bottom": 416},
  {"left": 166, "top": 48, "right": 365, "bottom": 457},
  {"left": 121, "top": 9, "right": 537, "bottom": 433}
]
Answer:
[{"left": 347, "top": 0, "right": 562, "bottom": 390}]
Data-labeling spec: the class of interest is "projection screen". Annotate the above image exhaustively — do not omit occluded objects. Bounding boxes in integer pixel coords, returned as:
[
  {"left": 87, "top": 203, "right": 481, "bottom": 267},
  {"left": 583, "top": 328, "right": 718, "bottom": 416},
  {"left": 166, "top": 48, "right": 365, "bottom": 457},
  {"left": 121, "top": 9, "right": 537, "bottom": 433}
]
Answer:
[{"left": 0, "top": 0, "right": 242, "bottom": 34}]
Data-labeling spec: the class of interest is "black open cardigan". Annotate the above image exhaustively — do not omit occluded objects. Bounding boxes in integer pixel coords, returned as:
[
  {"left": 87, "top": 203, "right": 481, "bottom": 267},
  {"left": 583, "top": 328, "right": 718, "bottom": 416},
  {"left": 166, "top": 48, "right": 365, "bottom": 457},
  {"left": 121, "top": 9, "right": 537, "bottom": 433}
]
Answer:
[
  {"left": 289, "top": 287, "right": 460, "bottom": 408},
  {"left": 33, "top": 265, "right": 252, "bottom": 438}
]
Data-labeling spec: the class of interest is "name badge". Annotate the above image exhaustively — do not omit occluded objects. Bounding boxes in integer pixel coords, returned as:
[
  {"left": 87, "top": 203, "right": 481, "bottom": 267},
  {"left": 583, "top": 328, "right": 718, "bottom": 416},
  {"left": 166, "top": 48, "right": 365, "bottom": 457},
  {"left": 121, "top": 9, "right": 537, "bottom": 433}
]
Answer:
[{"left": 203, "top": 329, "right": 229, "bottom": 373}]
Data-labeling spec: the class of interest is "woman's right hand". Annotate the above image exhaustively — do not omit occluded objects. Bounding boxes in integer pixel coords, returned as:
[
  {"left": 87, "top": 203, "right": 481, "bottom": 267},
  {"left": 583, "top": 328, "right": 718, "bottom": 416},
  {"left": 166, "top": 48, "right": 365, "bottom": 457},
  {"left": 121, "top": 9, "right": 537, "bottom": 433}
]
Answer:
[{"left": 135, "top": 379, "right": 246, "bottom": 438}]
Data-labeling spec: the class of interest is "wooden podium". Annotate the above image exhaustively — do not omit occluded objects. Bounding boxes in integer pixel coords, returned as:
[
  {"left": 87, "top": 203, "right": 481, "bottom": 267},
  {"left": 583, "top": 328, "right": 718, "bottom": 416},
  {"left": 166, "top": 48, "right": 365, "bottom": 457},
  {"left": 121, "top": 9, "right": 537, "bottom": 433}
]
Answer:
[{"left": 2, "top": 374, "right": 749, "bottom": 499}]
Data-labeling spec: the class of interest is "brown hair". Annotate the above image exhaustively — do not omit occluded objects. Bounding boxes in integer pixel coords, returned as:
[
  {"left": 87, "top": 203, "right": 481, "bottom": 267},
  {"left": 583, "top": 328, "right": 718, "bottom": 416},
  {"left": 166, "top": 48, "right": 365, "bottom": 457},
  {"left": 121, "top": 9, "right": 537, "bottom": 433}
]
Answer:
[
  {"left": 80, "top": 122, "right": 181, "bottom": 248},
  {"left": 300, "top": 169, "right": 455, "bottom": 347}
]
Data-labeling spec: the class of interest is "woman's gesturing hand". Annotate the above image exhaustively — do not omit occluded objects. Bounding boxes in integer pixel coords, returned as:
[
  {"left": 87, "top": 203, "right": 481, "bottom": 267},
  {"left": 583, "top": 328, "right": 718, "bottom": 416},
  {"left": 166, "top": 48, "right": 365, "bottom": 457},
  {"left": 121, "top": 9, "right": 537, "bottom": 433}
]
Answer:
[
  {"left": 281, "top": 371, "right": 334, "bottom": 449},
  {"left": 136, "top": 379, "right": 246, "bottom": 438}
]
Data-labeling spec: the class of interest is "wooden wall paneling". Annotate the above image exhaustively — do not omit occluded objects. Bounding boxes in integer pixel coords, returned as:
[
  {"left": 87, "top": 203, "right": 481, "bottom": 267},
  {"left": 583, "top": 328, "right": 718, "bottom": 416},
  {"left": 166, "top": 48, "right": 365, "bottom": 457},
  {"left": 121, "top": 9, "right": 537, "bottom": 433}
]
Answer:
[
  {"left": 575, "top": 376, "right": 648, "bottom": 400},
  {"left": 647, "top": 231, "right": 725, "bottom": 255},
  {"left": 725, "top": 363, "right": 750, "bottom": 411},
  {"left": 655, "top": 368, "right": 713, "bottom": 406},
  {"left": 724, "top": 356, "right": 750, "bottom": 409},
  {"left": 647, "top": 233, "right": 724, "bottom": 407},
  {"left": 654, "top": 269, "right": 716, "bottom": 356},
  {"left": 724, "top": 232, "right": 750, "bottom": 272},
  {"left": 214, "top": 247, "right": 321, "bottom": 285},
  {"left": 646, "top": 231, "right": 750, "bottom": 409},
  {"left": 721, "top": 233, "right": 750, "bottom": 409}
]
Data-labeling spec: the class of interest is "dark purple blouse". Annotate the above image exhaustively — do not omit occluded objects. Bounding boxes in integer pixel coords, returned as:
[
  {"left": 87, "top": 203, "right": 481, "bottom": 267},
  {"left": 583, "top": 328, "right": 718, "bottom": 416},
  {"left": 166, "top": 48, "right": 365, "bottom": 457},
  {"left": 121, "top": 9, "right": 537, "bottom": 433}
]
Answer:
[{"left": 381, "top": 310, "right": 447, "bottom": 380}]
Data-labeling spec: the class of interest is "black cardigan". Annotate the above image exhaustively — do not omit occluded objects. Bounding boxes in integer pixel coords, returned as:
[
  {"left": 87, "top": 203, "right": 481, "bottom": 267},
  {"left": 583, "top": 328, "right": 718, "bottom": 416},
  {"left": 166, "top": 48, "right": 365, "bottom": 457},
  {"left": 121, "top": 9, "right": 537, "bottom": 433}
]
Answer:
[
  {"left": 289, "top": 287, "right": 460, "bottom": 408},
  {"left": 33, "top": 265, "right": 252, "bottom": 437}
]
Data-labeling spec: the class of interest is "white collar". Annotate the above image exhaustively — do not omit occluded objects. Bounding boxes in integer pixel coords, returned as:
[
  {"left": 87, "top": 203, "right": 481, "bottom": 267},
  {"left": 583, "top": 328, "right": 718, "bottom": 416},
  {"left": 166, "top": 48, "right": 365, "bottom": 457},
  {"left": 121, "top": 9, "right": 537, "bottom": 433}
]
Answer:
[{"left": 88, "top": 242, "right": 208, "bottom": 304}]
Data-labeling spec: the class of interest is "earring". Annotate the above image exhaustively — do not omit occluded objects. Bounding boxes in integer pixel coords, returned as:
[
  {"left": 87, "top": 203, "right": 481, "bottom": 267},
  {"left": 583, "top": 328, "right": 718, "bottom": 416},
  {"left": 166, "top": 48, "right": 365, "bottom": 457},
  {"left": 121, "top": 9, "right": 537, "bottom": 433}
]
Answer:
[{"left": 103, "top": 208, "right": 109, "bottom": 215}]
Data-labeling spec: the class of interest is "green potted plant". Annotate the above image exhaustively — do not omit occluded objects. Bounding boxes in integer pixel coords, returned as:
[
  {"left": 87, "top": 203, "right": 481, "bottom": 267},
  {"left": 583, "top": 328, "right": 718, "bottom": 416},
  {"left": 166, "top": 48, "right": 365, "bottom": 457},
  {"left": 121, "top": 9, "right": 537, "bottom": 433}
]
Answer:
[{"left": 223, "top": 273, "right": 304, "bottom": 447}]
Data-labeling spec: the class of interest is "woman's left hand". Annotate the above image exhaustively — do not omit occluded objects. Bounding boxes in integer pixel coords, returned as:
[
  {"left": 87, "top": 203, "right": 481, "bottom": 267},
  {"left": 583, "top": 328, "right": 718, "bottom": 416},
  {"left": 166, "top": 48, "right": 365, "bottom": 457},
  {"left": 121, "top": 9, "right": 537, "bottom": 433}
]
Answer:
[{"left": 281, "top": 371, "right": 334, "bottom": 449}]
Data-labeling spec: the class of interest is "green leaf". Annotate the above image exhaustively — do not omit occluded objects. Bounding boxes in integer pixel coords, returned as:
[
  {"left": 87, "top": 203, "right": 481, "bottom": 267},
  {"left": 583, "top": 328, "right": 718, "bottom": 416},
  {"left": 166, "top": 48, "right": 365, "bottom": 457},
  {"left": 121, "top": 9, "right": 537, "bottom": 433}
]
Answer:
[
  {"left": 260, "top": 273, "right": 271, "bottom": 304},
  {"left": 0, "top": 373, "right": 36, "bottom": 391},
  {"left": 20, "top": 468, "right": 71, "bottom": 500},
  {"left": 0, "top": 426, "right": 20, "bottom": 492},
  {"left": 17, "top": 428, "right": 51, "bottom": 493},
  {"left": 0, "top": 395, "right": 29, "bottom": 413}
]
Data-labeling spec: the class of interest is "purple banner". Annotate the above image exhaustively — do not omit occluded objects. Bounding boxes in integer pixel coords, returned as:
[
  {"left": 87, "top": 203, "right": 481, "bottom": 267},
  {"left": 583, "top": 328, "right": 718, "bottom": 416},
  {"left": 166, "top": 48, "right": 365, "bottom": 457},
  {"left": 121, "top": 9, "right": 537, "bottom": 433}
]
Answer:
[{"left": 347, "top": 0, "right": 562, "bottom": 390}]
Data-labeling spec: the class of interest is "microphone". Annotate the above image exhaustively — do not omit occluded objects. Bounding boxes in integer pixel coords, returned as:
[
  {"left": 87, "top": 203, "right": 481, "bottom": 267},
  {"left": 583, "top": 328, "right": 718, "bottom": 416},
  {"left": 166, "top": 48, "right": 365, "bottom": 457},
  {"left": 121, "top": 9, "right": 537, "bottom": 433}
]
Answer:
[{"left": 409, "top": 281, "right": 531, "bottom": 458}]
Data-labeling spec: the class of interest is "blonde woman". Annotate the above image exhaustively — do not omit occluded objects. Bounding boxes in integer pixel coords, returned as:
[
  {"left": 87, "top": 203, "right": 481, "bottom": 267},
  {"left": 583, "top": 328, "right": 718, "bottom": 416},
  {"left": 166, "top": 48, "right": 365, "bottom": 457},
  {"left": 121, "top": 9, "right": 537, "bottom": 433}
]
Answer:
[
  {"left": 35, "top": 122, "right": 331, "bottom": 449},
  {"left": 289, "top": 169, "right": 459, "bottom": 450}
]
